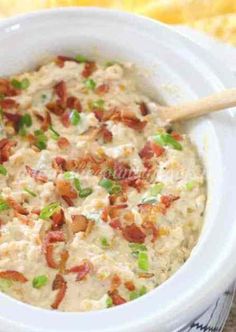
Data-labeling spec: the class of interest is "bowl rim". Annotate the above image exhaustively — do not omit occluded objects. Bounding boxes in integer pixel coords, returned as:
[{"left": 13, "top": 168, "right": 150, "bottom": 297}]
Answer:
[{"left": 0, "top": 7, "right": 236, "bottom": 332}]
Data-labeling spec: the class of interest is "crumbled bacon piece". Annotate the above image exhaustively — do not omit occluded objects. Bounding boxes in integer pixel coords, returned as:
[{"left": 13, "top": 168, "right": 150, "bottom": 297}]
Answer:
[
  {"left": 0, "top": 138, "right": 16, "bottom": 163},
  {"left": 44, "top": 230, "right": 65, "bottom": 246},
  {"left": 99, "top": 125, "right": 113, "bottom": 143},
  {"left": 0, "top": 270, "right": 28, "bottom": 283},
  {"left": 59, "top": 250, "right": 69, "bottom": 274},
  {"left": 45, "top": 245, "right": 58, "bottom": 269},
  {"left": 56, "top": 55, "right": 75, "bottom": 67},
  {"left": 6, "top": 197, "right": 29, "bottom": 215},
  {"left": 110, "top": 274, "right": 121, "bottom": 291},
  {"left": 57, "top": 137, "right": 70, "bottom": 149},
  {"left": 120, "top": 111, "right": 147, "bottom": 132},
  {"left": 122, "top": 223, "right": 146, "bottom": 243},
  {"left": 108, "top": 290, "right": 126, "bottom": 306},
  {"left": 142, "top": 221, "right": 159, "bottom": 243},
  {"left": 95, "top": 83, "right": 109, "bottom": 95},
  {"left": 82, "top": 61, "right": 96, "bottom": 78},
  {"left": 124, "top": 280, "right": 135, "bottom": 291},
  {"left": 171, "top": 131, "right": 183, "bottom": 141},
  {"left": 0, "top": 98, "right": 18, "bottom": 109},
  {"left": 56, "top": 179, "right": 77, "bottom": 199},
  {"left": 51, "top": 274, "right": 67, "bottom": 309},
  {"left": 66, "top": 96, "right": 82, "bottom": 112},
  {"left": 43, "top": 231, "right": 65, "bottom": 269},
  {"left": 109, "top": 193, "right": 127, "bottom": 206},
  {"left": 3, "top": 112, "right": 22, "bottom": 131},
  {"left": 139, "top": 141, "right": 154, "bottom": 160},
  {"left": 160, "top": 195, "right": 179, "bottom": 209},
  {"left": 61, "top": 196, "right": 74, "bottom": 207},
  {"left": 71, "top": 215, "right": 89, "bottom": 233},
  {"left": 150, "top": 142, "right": 165, "bottom": 157},
  {"left": 109, "top": 218, "right": 122, "bottom": 230},
  {"left": 52, "top": 157, "right": 67, "bottom": 172},
  {"left": 139, "top": 102, "right": 149, "bottom": 116},
  {"left": 93, "top": 108, "right": 104, "bottom": 122},
  {"left": 46, "top": 101, "right": 65, "bottom": 116},
  {"left": 54, "top": 81, "right": 67, "bottom": 104},
  {"left": 25, "top": 165, "right": 48, "bottom": 183},
  {"left": 51, "top": 209, "right": 65, "bottom": 230},
  {"left": 41, "top": 112, "right": 52, "bottom": 131},
  {"left": 60, "top": 111, "right": 70, "bottom": 128},
  {"left": 68, "top": 261, "right": 92, "bottom": 281},
  {"left": 0, "top": 78, "right": 18, "bottom": 97}
]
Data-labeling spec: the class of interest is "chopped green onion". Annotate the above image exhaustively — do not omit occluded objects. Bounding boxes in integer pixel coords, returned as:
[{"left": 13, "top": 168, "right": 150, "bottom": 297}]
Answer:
[
  {"left": 99, "top": 178, "right": 122, "bottom": 195},
  {"left": 11, "top": 78, "right": 30, "bottom": 90},
  {"left": 153, "top": 133, "right": 182, "bottom": 151},
  {"left": 39, "top": 202, "right": 60, "bottom": 220},
  {"left": 141, "top": 197, "right": 158, "bottom": 204},
  {"left": 70, "top": 109, "right": 81, "bottom": 126},
  {"left": 18, "top": 114, "right": 32, "bottom": 136},
  {"left": 105, "top": 61, "right": 120, "bottom": 67},
  {"left": 34, "top": 129, "right": 47, "bottom": 150},
  {"left": 0, "top": 197, "right": 9, "bottom": 212},
  {"left": 101, "top": 237, "right": 110, "bottom": 249},
  {"left": 185, "top": 181, "right": 197, "bottom": 191},
  {"left": 74, "top": 178, "right": 81, "bottom": 191},
  {"left": 106, "top": 295, "right": 113, "bottom": 308},
  {"left": 75, "top": 54, "right": 87, "bottom": 63},
  {"left": 32, "top": 275, "right": 48, "bottom": 289},
  {"left": 64, "top": 172, "right": 76, "bottom": 180},
  {"left": 0, "top": 93, "right": 5, "bottom": 100},
  {"left": 0, "top": 165, "right": 7, "bottom": 176},
  {"left": 92, "top": 99, "right": 105, "bottom": 108},
  {"left": 41, "top": 94, "right": 47, "bottom": 101},
  {"left": 138, "top": 251, "right": 149, "bottom": 271},
  {"left": 79, "top": 187, "right": 93, "bottom": 198},
  {"left": 84, "top": 78, "right": 96, "bottom": 90},
  {"left": 0, "top": 278, "right": 13, "bottom": 292},
  {"left": 149, "top": 183, "right": 164, "bottom": 196},
  {"left": 129, "top": 286, "right": 147, "bottom": 301},
  {"left": 49, "top": 126, "right": 60, "bottom": 140},
  {"left": 23, "top": 187, "right": 37, "bottom": 197}
]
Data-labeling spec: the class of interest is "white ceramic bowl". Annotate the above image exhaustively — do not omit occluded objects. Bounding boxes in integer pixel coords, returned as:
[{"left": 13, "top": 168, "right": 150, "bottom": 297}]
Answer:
[{"left": 0, "top": 8, "right": 236, "bottom": 332}]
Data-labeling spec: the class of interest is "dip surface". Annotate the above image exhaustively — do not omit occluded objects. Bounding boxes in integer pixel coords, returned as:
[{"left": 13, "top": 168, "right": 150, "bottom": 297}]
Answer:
[{"left": 0, "top": 56, "right": 206, "bottom": 311}]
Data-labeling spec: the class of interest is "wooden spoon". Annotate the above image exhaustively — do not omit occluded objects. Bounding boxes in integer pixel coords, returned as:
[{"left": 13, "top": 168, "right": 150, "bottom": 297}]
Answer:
[{"left": 158, "top": 88, "right": 236, "bottom": 122}]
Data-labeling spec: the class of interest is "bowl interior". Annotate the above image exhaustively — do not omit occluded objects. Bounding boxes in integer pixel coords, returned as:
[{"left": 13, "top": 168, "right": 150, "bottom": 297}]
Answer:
[{"left": 0, "top": 8, "right": 236, "bottom": 332}]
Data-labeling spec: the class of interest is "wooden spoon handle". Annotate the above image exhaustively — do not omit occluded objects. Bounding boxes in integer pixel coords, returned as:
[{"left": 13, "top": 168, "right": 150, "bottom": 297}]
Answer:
[{"left": 160, "top": 88, "right": 236, "bottom": 122}]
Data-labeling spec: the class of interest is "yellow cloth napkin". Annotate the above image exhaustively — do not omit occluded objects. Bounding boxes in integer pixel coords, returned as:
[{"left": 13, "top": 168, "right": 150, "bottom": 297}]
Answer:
[{"left": 0, "top": 0, "right": 235, "bottom": 45}]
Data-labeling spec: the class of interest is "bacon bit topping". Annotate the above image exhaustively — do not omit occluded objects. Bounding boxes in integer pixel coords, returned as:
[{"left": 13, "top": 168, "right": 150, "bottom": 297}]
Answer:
[
  {"left": 56, "top": 55, "right": 75, "bottom": 67},
  {"left": 150, "top": 142, "right": 165, "bottom": 157},
  {"left": 120, "top": 111, "right": 147, "bottom": 132},
  {"left": 46, "top": 101, "right": 65, "bottom": 116},
  {"left": 61, "top": 196, "right": 74, "bottom": 207},
  {"left": 71, "top": 215, "right": 89, "bottom": 233},
  {"left": 139, "top": 141, "right": 154, "bottom": 160},
  {"left": 82, "top": 61, "right": 96, "bottom": 78},
  {"left": 44, "top": 230, "right": 65, "bottom": 246},
  {"left": 139, "top": 102, "right": 149, "bottom": 116},
  {"left": 41, "top": 112, "right": 52, "bottom": 131},
  {"left": 124, "top": 281, "right": 135, "bottom": 291},
  {"left": 59, "top": 250, "right": 69, "bottom": 274},
  {"left": 0, "top": 138, "right": 16, "bottom": 163},
  {"left": 60, "top": 111, "right": 70, "bottom": 128},
  {"left": 108, "top": 290, "right": 126, "bottom": 306},
  {"left": 109, "top": 193, "right": 128, "bottom": 206},
  {"left": 99, "top": 125, "right": 113, "bottom": 143},
  {"left": 25, "top": 165, "right": 48, "bottom": 183},
  {"left": 68, "top": 261, "right": 92, "bottom": 281},
  {"left": 52, "top": 156, "right": 67, "bottom": 172},
  {"left": 110, "top": 274, "right": 121, "bottom": 291},
  {"left": 54, "top": 81, "right": 67, "bottom": 104},
  {"left": 93, "top": 108, "right": 104, "bottom": 122},
  {"left": 109, "top": 218, "right": 122, "bottom": 230},
  {"left": 6, "top": 197, "right": 29, "bottom": 215},
  {"left": 160, "top": 195, "right": 180, "bottom": 209},
  {"left": 56, "top": 179, "right": 77, "bottom": 199},
  {"left": 142, "top": 221, "right": 159, "bottom": 243},
  {"left": 45, "top": 245, "right": 58, "bottom": 269},
  {"left": 0, "top": 270, "right": 28, "bottom": 283},
  {"left": 66, "top": 96, "right": 82, "bottom": 112},
  {"left": 51, "top": 209, "right": 65, "bottom": 230},
  {"left": 171, "top": 131, "right": 183, "bottom": 141},
  {"left": 0, "top": 78, "right": 18, "bottom": 97},
  {"left": 0, "top": 98, "right": 18, "bottom": 109},
  {"left": 57, "top": 137, "right": 70, "bottom": 149},
  {"left": 3, "top": 112, "right": 22, "bottom": 131},
  {"left": 43, "top": 231, "right": 65, "bottom": 269},
  {"left": 122, "top": 224, "right": 146, "bottom": 244},
  {"left": 51, "top": 274, "right": 67, "bottom": 309},
  {"left": 95, "top": 83, "right": 109, "bottom": 95}
]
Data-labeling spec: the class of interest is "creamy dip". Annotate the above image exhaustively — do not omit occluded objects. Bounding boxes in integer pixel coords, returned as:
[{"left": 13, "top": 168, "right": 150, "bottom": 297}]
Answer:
[{"left": 0, "top": 56, "right": 205, "bottom": 311}]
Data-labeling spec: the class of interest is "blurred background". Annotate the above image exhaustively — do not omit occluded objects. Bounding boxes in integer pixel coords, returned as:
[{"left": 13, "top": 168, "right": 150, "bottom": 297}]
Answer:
[{"left": 0, "top": 0, "right": 235, "bottom": 45}]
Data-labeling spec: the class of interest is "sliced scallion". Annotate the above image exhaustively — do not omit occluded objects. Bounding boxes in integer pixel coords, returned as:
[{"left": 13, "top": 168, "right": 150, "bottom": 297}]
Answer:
[
  {"left": 39, "top": 202, "right": 60, "bottom": 220},
  {"left": 0, "top": 165, "right": 7, "bottom": 176},
  {"left": 153, "top": 133, "right": 182, "bottom": 151}
]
